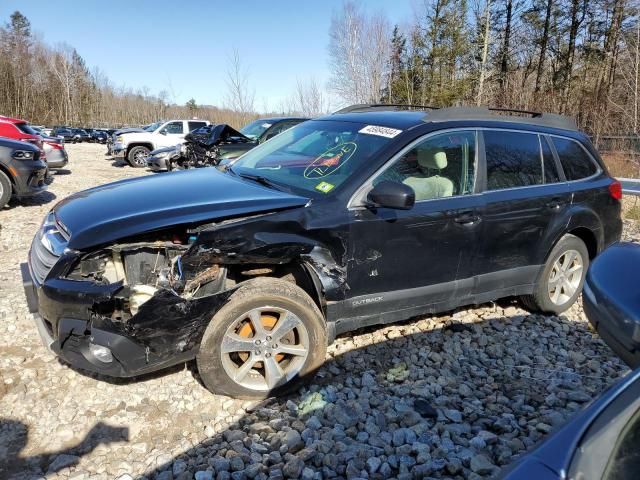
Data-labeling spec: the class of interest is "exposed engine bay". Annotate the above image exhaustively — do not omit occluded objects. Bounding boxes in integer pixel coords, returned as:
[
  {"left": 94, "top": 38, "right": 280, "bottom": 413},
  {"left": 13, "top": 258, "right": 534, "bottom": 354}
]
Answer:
[{"left": 66, "top": 237, "right": 226, "bottom": 320}]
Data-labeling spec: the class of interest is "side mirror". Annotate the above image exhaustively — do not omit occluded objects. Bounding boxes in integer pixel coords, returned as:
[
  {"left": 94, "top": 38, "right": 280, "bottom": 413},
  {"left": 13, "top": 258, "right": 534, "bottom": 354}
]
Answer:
[
  {"left": 159, "top": 129, "right": 167, "bottom": 135},
  {"left": 366, "top": 181, "right": 415, "bottom": 210}
]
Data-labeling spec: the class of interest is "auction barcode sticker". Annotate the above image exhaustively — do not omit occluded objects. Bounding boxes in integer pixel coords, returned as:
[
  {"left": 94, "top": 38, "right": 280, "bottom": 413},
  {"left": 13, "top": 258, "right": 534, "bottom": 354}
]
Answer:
[{"left": 359, "top": 125, "right": 403, "bottom": 138}]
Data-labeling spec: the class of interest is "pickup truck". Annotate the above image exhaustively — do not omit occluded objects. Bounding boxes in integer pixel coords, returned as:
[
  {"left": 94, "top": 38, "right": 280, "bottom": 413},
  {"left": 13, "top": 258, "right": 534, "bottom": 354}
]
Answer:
[{"left": 112, "top": 119, "right": 210, "bottom": 167}]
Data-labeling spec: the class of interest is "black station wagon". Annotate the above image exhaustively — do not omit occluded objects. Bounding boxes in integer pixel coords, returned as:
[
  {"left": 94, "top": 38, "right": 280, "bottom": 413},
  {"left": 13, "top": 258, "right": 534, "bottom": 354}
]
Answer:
[{"left": 22, "top": 105, "right": 622, "bottom": 398}]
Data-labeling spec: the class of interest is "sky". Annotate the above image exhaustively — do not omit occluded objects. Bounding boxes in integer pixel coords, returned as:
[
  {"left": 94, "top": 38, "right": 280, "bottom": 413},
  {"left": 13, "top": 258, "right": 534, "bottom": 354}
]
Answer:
[{"left": 0, "top": 0, "right": 416, "bottom": 112}]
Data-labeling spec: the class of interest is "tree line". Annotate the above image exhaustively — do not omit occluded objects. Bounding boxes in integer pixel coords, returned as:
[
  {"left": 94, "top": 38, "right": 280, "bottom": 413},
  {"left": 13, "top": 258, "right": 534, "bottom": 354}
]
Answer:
[
  {"left": 0, "top": 11, "right": 262, "bottom": 129},
  {"left": 328, "top": 0, "right": 640, "bottom": 142}
]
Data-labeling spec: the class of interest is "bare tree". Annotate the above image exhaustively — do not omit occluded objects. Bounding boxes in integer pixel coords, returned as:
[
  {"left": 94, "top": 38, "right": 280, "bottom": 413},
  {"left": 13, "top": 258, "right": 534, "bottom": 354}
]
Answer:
[
  {"left": 328, "top": 1, "right": 390, "bottom": 104},
  {"left": 477, "top": 0, "right": 492, "bottom": 105},
  {"left": 291, "top": 77, "right": 329, "bottom": 117},
  {"left": 224, "top": 48, "right": 255, "bottom": 123}
]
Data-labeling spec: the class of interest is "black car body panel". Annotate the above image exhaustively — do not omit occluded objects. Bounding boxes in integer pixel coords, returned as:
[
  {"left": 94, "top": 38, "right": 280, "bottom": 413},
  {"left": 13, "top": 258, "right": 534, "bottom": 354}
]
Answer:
[
  {"left": 0, "top": 137, "right": 49, "bottom": 197},
  {"left": 22, "top": 109, "right": 622, "bottom": 378}
]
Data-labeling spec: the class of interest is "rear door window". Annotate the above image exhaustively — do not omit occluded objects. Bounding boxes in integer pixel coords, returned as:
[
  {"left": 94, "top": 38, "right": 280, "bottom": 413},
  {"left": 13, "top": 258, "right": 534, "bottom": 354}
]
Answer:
[
  {"left": 484, "top": 130, "right": 543, "bottom": 190},
  {"left": 188, "top": 121, "right": 207, "bottom": 132},
  {"left": 552, "top": 137, "right": 598, "bottom": 180}
]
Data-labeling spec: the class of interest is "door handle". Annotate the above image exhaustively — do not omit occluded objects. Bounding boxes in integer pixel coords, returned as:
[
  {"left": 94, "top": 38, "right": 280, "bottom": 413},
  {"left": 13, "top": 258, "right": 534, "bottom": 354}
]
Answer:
[{"left": 454, "top": 211, "right": 480, "bottom": 225}]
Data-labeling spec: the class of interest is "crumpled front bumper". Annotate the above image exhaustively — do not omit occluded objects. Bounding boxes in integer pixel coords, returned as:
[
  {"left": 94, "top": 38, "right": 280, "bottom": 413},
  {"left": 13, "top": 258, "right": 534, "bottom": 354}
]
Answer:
[
  {"left": 111, "top": 142, "right": 126, "bottom": 159},
  {"left": 20, "top": 262, "right": 195, "bottom": 377}
]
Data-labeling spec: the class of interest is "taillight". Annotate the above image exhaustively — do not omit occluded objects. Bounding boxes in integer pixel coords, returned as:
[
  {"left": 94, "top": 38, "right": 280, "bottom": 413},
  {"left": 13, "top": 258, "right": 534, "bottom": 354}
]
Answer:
[
  {"left": 609, "top": 179, "right": 622, "bottom": 200},
  {"left": 45, "top": 141, "right": 64, "bottom": 150}
]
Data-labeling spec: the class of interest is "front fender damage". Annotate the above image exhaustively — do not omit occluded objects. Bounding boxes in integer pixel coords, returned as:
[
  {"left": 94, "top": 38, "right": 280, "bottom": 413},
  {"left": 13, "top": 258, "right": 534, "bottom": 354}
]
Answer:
[{"left": 68, "top": 209, "right": 349, "bottom": 363}]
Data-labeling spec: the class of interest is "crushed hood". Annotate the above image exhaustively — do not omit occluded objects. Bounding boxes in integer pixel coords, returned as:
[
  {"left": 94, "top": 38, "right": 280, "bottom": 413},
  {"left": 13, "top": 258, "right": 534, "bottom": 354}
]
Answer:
[
  {"left": 185, "top": 124, "right": 253, "bottom": 147},
  {"left": 54, "top": 169, "right": 309, "bottom": 250}
]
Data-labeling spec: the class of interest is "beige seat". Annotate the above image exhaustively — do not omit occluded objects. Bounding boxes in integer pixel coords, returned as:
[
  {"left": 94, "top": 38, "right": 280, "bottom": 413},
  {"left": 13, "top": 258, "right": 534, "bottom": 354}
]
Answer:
[{"left": 402, "top": 150, "right": 453, "bottom": 201}]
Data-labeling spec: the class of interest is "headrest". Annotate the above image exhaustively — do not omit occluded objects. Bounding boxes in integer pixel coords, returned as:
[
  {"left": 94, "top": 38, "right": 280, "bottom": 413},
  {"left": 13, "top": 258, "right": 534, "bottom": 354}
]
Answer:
[{"left": 417, "top": 150, "right": 447, "bottom": 169}]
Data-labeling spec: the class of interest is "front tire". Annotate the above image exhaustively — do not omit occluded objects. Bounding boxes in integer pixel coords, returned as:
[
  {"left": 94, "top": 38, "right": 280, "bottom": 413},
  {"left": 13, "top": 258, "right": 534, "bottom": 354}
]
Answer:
[
  {"left": 521, "top": 233, "right": 589, "bottom": 314},
  {"left": 197, "top": 278, "right": 327, "bottom": 399},
  {"left": 0, "top": 170, "right": 12, "bottom": 209},
  {"left": 127, "top": 146, "right": 150, "bottom": 167}
]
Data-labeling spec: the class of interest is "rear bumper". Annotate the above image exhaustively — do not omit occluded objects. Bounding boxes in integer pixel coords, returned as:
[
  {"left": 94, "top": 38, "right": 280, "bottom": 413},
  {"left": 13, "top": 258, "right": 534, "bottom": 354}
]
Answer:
[
  {"left": 46, "top": 150, "right": 68, "bottom": 169},
  {"left": 146, "top": 155, "right": 169, "bottom": 171}
]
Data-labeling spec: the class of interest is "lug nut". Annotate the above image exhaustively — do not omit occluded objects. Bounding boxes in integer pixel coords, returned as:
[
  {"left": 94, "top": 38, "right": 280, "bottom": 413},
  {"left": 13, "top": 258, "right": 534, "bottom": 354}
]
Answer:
[
  {"left": 266, "top": 336, "right": 272, "bottom": 341},
  {"left": 254, "top": 339, "right": 262, "bottom": 345},
  {"left": 265, "top": 352, "right": 272, "bottom": 358}
]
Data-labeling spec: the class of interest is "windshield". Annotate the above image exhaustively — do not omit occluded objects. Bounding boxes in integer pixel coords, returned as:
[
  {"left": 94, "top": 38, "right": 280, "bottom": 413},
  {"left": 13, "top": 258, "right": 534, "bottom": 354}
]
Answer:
[
  {"left": 144, "top": 122, "right": 163, "bottom": 132},
  {"left": 240, "top": 119, "right": 273, "bottom": 140},
  {"left": 231, "top": 120, "right": 396, "bottom": 196}
]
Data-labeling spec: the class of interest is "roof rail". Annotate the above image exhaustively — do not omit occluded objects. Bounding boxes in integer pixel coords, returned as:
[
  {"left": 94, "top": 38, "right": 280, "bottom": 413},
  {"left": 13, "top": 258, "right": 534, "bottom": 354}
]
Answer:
[
  {"left": 334, "top": 104, "right": 440, "bottom": 114},
  {"left": 424, "top": 106, "right": 578, "bottom": 131}
]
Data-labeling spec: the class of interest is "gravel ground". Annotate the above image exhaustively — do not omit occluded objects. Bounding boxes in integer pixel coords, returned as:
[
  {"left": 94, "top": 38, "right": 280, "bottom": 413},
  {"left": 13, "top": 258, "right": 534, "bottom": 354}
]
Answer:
[{"left": 0, "top": 143, "right": 636, "bottom": 480}]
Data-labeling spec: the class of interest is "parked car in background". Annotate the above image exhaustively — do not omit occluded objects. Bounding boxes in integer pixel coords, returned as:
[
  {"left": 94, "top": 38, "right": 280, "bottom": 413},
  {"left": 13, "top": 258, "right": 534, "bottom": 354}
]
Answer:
[
  {"left": 71, "top": 128, "right": 91, "bottom": 143},
  {"left": 147, "top": 118, "right": 307, "bottom": 172},
  {"left": 21, "top": 105, "right": 621, "bottom": 398},
  {"left": 106, "top": 126, "right": 147, "bottom": 156},
  {"left": 86, "top": 129, "right": 108, "bottom": 143},
  {"left": 51, "top": 127, "right": 75, "bottom": 143},
  {"left": 501, "top": 243, "right": 640, "bottom": 480},
  {"left": 0, "top": 137, "right": 50, "bottom": 209},
  {"left": 0, "top": 115, "right": 46, "bottom": 160},
  {"left": 41, "top": 136, "right": 68, "bottom": 169},
  {"left": 113, "top": 119, "right": 210, "bottom": 167}
]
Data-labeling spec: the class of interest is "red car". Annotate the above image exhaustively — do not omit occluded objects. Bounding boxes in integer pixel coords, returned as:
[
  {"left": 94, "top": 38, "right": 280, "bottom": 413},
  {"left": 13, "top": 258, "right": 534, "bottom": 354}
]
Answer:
[{"left": 0, "top": 115, "right": 46, "bottom": 161}]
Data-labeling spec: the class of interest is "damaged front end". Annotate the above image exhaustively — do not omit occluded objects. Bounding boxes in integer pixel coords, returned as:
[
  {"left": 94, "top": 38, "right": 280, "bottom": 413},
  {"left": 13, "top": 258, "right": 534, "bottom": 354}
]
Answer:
[{"left": 28, "top": 232, "right": 236, "bottom": 377}]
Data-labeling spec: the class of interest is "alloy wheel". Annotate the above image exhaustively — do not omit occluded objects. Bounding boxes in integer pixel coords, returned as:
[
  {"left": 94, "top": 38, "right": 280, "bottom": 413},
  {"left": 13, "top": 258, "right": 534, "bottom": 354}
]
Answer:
[
  {"left": 548, "top": 249, "right": 583, "bottom": 305},
  {"left": 220, "top": 307, "right": 309, "bottom": 391},
  {"left": 133, "top": 150, "right": 148, "bottom": 166}
]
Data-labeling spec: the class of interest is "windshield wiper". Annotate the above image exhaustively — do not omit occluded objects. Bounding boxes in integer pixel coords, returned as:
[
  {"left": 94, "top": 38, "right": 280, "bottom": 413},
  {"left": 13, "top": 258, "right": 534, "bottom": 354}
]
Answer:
[{"left": 236, "top": 171, "right": 282, "bottom": 190}]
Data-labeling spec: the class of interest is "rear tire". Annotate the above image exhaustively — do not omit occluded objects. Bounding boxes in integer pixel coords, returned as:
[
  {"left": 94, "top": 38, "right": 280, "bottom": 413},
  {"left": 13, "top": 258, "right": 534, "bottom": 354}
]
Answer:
[
  {"left": 197, "top": 277, "right": 327, "bottom": 399},
  {"left": 521, "top": 233, "right": 589, "bottom": 314},
  {"left": 127, "top": 146, "right": 150, "bottom": 167},
  {"left": 0, "top": 171, "right": 12, "bottom": 209}
]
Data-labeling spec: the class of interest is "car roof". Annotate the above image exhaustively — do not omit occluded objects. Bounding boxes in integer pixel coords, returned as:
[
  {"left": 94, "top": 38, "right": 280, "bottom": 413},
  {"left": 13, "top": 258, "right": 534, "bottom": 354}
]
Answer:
[
  {"left": 320, "top": 105, "right": 579, "bottom": 133},
  {"left": 319, "top": 110, "right": 427, "bottom": 130},
  {"left": 0, "top": 115, "right": 27, "bottom": 125}
]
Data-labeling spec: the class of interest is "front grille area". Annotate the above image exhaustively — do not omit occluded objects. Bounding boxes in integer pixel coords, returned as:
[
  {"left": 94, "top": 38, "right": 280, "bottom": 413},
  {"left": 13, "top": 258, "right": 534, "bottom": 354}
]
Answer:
[{"left": 29, "top": 235, "right": 60, "bottom": 285}]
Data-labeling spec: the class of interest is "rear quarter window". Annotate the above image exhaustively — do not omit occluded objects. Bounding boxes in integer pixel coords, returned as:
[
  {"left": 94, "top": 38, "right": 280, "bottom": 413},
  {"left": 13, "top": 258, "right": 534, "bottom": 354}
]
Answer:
[{"left": 552, "top": 137, "right": 598, "bottom": 180}]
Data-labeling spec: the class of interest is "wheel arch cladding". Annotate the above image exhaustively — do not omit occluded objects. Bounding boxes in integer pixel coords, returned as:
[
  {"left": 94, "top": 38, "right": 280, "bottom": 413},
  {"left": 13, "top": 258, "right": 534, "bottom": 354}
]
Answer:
[{"left": 567, "top": 226, "right": 598, "bottom": 259}]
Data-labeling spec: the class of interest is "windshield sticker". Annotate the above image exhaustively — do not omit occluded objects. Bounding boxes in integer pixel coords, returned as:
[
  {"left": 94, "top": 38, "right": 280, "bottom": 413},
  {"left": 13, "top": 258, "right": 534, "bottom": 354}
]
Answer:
[
  {"left": 261, "top": 123, "right": 272, "bottom": 128},
  {"left": 304, "top": 142, "right": 357, "bottom": 179},
  {"left": 315, "top": 181, "right": 335, "bottom": 193},
  {"left": 359, "top": 125, "right": 403, "bottom": 138}
]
